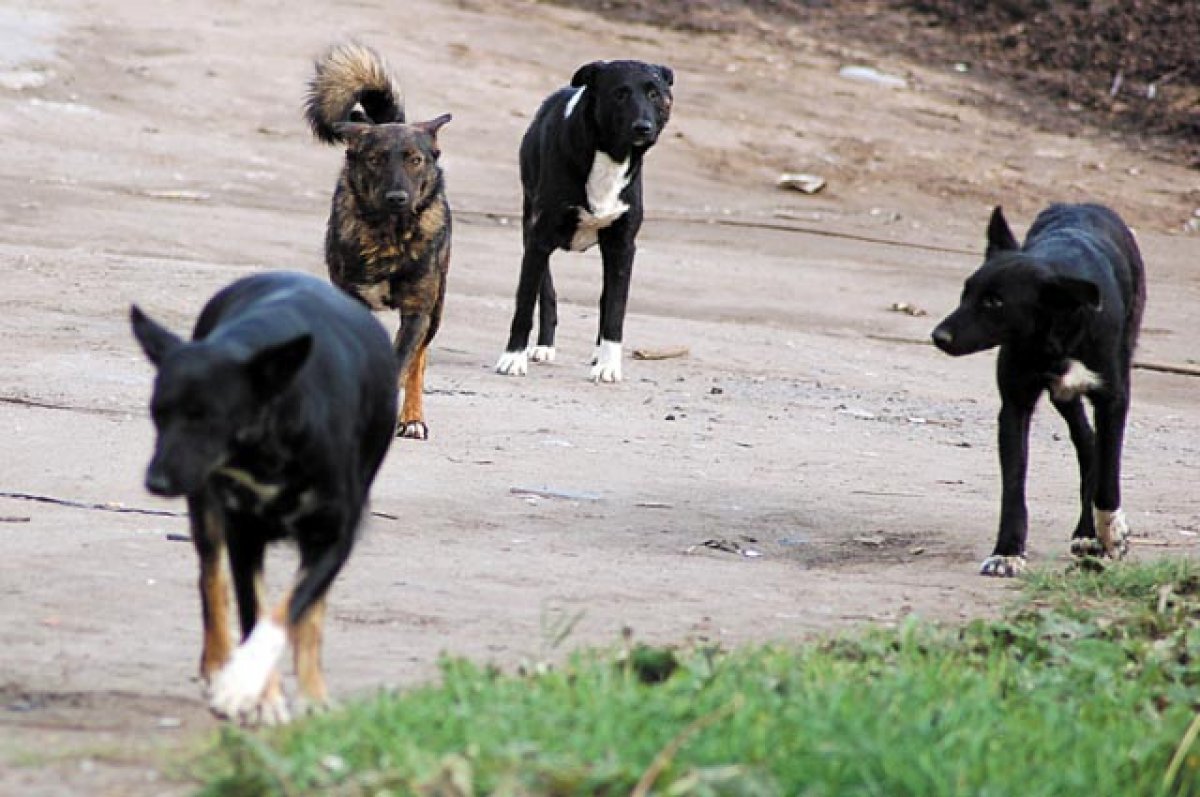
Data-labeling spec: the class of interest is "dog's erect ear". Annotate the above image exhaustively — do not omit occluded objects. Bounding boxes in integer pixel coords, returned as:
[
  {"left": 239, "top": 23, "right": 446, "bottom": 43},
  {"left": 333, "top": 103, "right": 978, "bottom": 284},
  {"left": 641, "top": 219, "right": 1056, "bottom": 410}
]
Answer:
[
  {"left": 334, "top": 122, "right": 372, "bottom": 149},
  {"left": 656, "top": 65, "right": 674, "bottom": 86},
  {"left": 985, "top": 206, "right": 1019, "bottom": 258},
  {"left": 1040, "top": 274, "right": 1102, "bottom": 312},
  {"left": 571, "top": 61, "right": 605, "bottom": 88},
  {"left": 130, "top": 305, "right": 184, "bottom": 366},
  {"left": 415, "top": 113, "right": 452, "bottom": 147},
  {"left": 244, "top": 334, "right": 313, "bottom": 398}
]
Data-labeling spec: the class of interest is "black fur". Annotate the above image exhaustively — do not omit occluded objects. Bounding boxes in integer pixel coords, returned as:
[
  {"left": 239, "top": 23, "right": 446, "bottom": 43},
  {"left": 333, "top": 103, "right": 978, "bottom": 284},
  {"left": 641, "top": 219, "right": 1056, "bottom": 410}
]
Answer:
[
  {"left": 131, "top": 271, "right": 397, "bottom": 719},
  {"left": 932, "top": 203, "right": 1146, "bottom": 576},
  {"left": 497, "top": 59, "right": 673, "bottom": 382}
]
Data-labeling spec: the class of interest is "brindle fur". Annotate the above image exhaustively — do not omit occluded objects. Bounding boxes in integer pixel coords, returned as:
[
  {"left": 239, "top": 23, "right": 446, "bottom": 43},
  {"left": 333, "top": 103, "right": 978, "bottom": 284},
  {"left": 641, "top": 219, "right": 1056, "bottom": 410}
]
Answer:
[{"left": 307, "top": 42, "right": 452, "bottom": 439}]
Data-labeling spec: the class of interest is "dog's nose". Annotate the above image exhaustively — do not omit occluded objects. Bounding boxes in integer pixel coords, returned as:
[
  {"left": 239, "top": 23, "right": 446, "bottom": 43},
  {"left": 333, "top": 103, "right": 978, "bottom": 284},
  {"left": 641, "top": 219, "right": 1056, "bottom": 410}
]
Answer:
[
  {"left": 931, "top": 326, "right": 954, "bottom": 352},
  {"left": 144, "top": 468, "right": 176, "bottom": 497},
  {"left": 385, "top": 190, "right": 410, "bottom": 209},
  {"left": 632, "top": 121, "right": 653, "bottom": 138}
]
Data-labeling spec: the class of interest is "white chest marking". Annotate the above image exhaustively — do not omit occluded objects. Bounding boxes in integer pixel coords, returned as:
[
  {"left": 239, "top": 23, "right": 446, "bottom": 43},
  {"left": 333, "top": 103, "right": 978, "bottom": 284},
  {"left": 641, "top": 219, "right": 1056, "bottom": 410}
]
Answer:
[
  {"left": 1050, "top": 359, "right": 1103, "bottom": 401},
  {"left": 570, "top": 152, "right": 631, "bottom": 252},
  {"left": 564, "top": 86, "right": 585, "bottom": 119}
]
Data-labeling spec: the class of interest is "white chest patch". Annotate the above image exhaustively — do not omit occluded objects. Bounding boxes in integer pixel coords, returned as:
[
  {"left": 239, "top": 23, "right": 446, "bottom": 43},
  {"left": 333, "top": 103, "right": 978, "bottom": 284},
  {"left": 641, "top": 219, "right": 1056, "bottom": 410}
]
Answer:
[
  {"left": 1050, "top": 359, "right": 1103, "bottom": 402},
  {"left": 570, "top": 152, "right": 631, "bottom": 252}
]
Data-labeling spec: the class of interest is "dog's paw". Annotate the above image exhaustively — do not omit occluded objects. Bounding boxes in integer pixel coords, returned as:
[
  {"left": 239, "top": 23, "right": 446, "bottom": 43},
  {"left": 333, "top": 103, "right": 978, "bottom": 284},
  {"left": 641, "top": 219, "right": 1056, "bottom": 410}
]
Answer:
[
  {"left": 292, "top": 694, "right": 337, "bottom": 719},
  {"left": 207, "top": 620, "right": 287, "bottom": 725},
  {"left": 1094, "top": 507, "right": 1130, "bottom": 559},
  {"left": 1069, "top": 537, "right": 1105, "bottom": 558},
  {"left": 528, "top": 345, "right": 556, "bottom": 364},
  {"left": 590, "top": 340, "right": 623, "bottom": 383},
  {"left": 495, "top": 350, "right": 528, "bottom": 376},
  {"left": 397, "top": 420, "right": 429, "bottom": 440},
  {"left": 979, "top": 555, "right": 1027, "bottom": 578}
]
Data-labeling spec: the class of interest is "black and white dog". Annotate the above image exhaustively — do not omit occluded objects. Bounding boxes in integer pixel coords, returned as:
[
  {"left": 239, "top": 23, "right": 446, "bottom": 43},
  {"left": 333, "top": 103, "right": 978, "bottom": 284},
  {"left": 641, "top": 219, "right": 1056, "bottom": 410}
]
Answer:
[
  {"left": 496, "top": 59, "right": 673, "bottom": 382},
  {"left": 932, "top": 204, "right": 1146, "bottom": 576},
  {"left": 132, "top": 271, "right": 398, "bottom": 723}
]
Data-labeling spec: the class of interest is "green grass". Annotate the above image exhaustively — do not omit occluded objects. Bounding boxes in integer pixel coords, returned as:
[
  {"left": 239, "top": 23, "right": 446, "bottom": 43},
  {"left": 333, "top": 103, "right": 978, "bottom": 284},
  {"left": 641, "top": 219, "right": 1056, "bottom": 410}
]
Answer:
[{"left": 194, "top": 559, "right": 1200, "bottom": 796}]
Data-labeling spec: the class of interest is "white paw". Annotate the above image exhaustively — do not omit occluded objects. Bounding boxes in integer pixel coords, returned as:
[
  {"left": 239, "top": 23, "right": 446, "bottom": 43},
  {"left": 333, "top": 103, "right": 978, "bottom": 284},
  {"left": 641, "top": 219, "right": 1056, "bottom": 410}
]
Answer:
[
  {"left": 528, "top": 345, "right": 556, "bottom": 364},
  {"left": 495, "top": 350, "right": 529, "bottom": 376},
  {"left": 1094, "top": 507, "right": 1130, "bottom": 559},
  {"left": 207, "top": 620, "right": 287, "bottom": 724},
  {"left": 590, "top": 340, "right": 622, "bottom": 383},
  {"left": 979, "top": 555, "right": 1027, "bottom": 578}
]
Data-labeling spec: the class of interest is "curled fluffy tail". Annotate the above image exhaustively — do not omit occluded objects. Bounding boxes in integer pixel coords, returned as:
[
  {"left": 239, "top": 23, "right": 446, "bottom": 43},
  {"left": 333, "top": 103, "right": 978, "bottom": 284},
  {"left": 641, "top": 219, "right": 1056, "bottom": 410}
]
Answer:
[{"left": 306, "top": 42, "right": 404, "bottom": 144}]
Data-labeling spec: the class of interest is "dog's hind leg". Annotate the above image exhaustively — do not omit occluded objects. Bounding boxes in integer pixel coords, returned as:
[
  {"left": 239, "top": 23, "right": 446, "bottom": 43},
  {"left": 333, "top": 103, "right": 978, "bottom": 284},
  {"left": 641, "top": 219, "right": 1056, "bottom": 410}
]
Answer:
[
  {"left": 1051, "top": 396, "right": 1102, "bottom": 557},
  {"left": 497, "top": 245, "right": 552, "bottom": 376},
  {"left": 1092, "top": 383, "right": 1131, "bottom": 559},
  {"left": 190, "top": 497, "right": 233, "bottom": 683}
]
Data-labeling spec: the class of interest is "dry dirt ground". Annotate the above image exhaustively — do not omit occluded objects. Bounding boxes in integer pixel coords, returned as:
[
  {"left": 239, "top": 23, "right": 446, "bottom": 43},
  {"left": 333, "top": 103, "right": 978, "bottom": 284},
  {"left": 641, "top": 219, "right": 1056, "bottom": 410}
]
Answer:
[{"left": 1, "top": 0, "right": 1198, "bottom": 793}]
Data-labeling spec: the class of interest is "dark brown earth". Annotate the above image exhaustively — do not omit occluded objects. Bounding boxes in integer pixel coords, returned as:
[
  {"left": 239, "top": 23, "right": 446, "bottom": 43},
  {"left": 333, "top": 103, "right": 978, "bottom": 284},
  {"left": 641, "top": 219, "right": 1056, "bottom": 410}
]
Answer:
[
  {"left": 553, "top": 0, "right": 1200, "bottom": 164},
  {"left": 0, "top": 0, "right": 1198, "bottom": 794}
]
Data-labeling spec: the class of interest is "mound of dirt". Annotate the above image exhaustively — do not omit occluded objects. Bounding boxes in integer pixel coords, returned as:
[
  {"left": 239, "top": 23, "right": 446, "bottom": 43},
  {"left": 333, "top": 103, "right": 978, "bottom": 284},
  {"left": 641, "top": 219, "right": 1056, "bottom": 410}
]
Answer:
[{"left": 549, "top": 0, "right": 1200, "bottom": 166}]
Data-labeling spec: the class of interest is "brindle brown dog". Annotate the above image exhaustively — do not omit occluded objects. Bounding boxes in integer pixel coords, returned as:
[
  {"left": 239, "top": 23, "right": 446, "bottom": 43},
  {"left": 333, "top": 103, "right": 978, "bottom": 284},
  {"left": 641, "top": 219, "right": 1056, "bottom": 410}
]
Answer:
[{"left": 306, "top": 42, "right": 452, "bottom": 439}]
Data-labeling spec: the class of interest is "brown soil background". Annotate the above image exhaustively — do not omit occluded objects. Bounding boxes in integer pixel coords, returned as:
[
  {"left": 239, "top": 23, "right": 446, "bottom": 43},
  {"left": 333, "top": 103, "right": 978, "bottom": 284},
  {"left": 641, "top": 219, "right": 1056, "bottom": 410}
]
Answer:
[{"left": 0, "top": 0, "right": 1197, "bottom": 794}]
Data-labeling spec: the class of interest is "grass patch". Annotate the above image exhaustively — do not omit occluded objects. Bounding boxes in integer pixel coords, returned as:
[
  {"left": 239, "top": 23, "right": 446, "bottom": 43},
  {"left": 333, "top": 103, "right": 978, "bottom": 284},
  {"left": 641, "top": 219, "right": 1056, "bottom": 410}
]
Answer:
[{"left": 195, "top": 559, "right": 1200, "bottom": 796}]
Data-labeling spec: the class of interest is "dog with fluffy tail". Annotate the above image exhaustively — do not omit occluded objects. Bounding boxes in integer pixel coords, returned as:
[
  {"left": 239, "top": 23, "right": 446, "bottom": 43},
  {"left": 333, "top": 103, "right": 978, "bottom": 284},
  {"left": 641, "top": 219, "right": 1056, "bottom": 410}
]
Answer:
[{"left": 306, "top": 42, "right": 452, "bottom": 440}]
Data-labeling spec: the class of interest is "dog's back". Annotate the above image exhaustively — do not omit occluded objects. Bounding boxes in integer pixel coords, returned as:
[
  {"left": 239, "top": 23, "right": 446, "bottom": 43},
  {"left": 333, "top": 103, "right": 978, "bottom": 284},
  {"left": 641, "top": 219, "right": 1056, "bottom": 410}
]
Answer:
[
  {"left": 1022, "top": 203, "right": 1145, "bottom": 358},
  {"left": 195, "top": 272, "right": 398, "bottom": 485}
]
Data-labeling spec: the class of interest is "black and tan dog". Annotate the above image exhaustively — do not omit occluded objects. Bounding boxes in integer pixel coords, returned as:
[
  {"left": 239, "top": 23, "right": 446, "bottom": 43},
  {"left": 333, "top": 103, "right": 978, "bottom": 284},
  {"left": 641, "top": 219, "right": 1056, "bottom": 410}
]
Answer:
[
  {"left": 496, "top": 59, "right": 673, "bottom": 383},
  {"left": 306, "top": 42, "right": 452, "bottom": 439},
  {"left": 932, "top": 204, "right": 1146, "bottom": 576},
  {"left": 132, "top": 271, "right": 398, "bottom": 724}
]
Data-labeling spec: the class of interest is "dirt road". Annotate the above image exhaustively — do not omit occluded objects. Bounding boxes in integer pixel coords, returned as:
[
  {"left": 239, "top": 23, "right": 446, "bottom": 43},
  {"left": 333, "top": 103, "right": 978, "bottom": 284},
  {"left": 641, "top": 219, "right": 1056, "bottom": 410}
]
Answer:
[{"left": 1, "top": 0, "right": 1197, "bottom": 793}]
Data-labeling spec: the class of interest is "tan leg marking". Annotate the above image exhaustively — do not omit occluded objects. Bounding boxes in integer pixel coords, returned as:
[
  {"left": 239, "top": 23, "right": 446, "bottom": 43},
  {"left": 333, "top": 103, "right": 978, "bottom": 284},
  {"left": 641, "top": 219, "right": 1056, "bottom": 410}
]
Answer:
[
  {"left": 292, "top": 596, "right": 329, "bottom": 706},
  {"left": 198, "top": 504, "right": 232, "bottom": 682},
  {"left": 399, "top": 346, "right": 428, "bottom": 438}
]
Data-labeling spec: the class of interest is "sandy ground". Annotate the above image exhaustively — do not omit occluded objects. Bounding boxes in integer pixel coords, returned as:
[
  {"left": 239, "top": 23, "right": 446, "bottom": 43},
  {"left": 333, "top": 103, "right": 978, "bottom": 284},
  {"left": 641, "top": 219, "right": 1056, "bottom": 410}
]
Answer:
[{"left": 1, "top": 0, "right": 1198, "bottom": 793}]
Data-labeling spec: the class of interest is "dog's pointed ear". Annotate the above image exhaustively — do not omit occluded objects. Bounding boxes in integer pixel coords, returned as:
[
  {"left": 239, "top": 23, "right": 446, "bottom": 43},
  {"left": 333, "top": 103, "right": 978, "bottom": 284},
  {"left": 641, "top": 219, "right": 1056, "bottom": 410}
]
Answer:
[
  {"left": 415, "top": 113, "right": 452, "bottom": 150},
  {"left": 334, "top": 122, "right": 371, "bottom": 150},
  {"left": 656, "top": 65, "right": 674, "bottom": 86},
  {"left": 1041, "top": 274, "right": 1102, "bottom": 312},
  {"left": 244, "top": 334, "right": 313, "bottom": 398},
  {"left": 130, "top": 305, "right": 184, "bottom": 366},
  {"left": 985, "top": 206, "right": 1019, "bottom": 258},
  {"left": 571, "top": 61, "right": 605, "bottom": 88}
]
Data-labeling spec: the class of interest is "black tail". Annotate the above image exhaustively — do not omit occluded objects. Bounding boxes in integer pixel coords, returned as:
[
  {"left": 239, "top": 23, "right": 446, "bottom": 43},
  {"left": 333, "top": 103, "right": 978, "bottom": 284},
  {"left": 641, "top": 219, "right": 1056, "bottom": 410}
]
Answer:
[{"left": 305, "top": 42, "right": 404, "bottom": 144}]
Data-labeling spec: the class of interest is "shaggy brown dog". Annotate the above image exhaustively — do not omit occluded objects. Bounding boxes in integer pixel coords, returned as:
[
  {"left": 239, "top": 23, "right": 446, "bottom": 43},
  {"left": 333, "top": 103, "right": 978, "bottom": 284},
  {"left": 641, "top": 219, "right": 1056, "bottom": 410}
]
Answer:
[{"left": 307, "top": 42, "right": 452, "bottom": 439}]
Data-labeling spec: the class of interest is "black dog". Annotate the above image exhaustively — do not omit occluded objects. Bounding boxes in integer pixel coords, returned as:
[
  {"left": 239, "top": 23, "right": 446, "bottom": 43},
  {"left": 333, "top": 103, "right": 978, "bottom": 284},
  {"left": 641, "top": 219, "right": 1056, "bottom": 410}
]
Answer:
[
  {"left": 496, "top": 59, "right": 673, "bottom": 382},
  {"left": 307, "top": 42, "right": 452, "bottom": 439},
  {"left": 131, "top": 271, "right": 397, "bottom": 723},
  {"left": 932, "top": 203, "right": 1146, "bottom": 576}
]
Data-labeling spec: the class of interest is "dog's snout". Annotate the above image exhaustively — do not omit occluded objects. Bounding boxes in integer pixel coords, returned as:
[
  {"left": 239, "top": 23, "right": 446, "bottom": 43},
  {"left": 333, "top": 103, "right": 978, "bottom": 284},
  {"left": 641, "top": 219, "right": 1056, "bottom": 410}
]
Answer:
[
  {"left": 144, "top": 466, "right": 178, "bottom": 497},
  {"left": 632, "top": 120, "right": 653, "bottom": 138},
  {"left": 385, "top": 190, "right": 410, "bottom": 209},
  {"left": 931, "top": 325, "right": 954, "bottom": 353}
]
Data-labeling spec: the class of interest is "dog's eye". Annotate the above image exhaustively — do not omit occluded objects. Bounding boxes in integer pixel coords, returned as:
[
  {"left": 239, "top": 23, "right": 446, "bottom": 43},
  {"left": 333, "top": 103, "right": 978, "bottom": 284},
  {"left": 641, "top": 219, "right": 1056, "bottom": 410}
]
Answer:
[
  {"left": 614, "top": 86, "right": 631, "bottom": 101},
  {"left": 368, "top": 153, "right": 388, "bottom": 167},
  {"left": 981, "top": 295, "right": 1004, "bottom": 311},
  {"left": 408, "top": 154, "right": 424, "bottom": 167},
  {"left": 647, "top": 87, "right": 660, "bottom": 101}
]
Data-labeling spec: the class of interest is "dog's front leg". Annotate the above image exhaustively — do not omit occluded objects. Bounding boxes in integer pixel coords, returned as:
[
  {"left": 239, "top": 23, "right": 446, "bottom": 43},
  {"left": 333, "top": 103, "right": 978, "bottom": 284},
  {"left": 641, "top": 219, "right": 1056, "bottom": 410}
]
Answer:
[
  {"left": 497, "top": 245, "right": 553, "bottom": 376},
  {"left": 592, "top": 233, "right": 636, "bottom": 383},
  {"left": 189, "top": 497, "right": 232, "bottom": 683},
  {"left": 1051, "top": 396, "right": 1102, "bottom": 556},
  {"left": 1092, "top": 384, "right": 1131, "bottom": 559},
  {"left": 983, "top": 395, "right": 1036, "bottom": 577},
  {"left": 394, "top": 313, "right": 432, "bottom": 439},
  {"left": 292, "top": 596, "right": 329, "bottom": 715}
]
